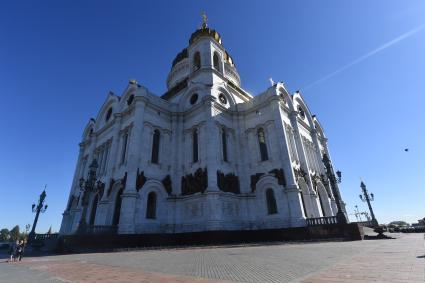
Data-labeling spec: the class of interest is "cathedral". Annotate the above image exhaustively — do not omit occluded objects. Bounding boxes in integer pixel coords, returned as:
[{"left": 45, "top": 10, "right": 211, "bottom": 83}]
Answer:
[{"left": 59, "top": 19, "right": 347, "bottom": 237}]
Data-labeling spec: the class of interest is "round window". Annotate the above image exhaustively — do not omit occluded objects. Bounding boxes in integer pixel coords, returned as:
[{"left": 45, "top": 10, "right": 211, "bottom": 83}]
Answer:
[
  {"left": 190, "top": 93, "right": 198, "bottom": 105},
  {"left": 218, "top": 93, "right": 227, "bottom": 105}
]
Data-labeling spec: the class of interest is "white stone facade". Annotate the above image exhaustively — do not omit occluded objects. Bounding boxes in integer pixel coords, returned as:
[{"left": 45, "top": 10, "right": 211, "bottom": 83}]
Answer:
[{"left": 60, "top": 25, "right": 345, "bottom": 236}]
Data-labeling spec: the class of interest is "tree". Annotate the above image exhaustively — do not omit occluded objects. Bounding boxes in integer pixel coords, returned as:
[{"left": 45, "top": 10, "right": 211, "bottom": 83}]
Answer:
[
  {"left": 47, "top": 226, "right": 52, "bottom": 234},
  {"left": 10, "top": 225, "right": 20, "bottom": 242},
  {"left": 0, "top": 228, "right": 10, "bottom": 242}
]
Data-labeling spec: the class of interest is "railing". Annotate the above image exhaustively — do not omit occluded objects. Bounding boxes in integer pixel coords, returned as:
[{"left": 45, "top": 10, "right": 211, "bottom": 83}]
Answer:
[
  {"left": 86, "top": 225, "right": 118, "bottom": 235},
  {"left": 34, "top": 233, "right": 59, "bottom": 240},
  {"left": 306, "top": 216, "right": 338, "bottom": 226}
]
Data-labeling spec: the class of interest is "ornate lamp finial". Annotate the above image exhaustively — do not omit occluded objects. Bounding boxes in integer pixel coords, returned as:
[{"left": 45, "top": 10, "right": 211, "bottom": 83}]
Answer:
[{"left": 201, "top": 11, "right": 208, "bottom": 28}]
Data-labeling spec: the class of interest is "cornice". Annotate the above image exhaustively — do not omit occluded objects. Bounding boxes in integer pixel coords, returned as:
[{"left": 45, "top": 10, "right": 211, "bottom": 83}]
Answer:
[{"left": 143, "top": 121, "right": 172, "bottom": 134}]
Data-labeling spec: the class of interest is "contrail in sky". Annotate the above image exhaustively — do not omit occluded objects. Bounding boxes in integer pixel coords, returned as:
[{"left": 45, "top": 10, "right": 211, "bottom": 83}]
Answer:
[{"left": 301, "top": 24, "right": 425, "bottom": 91}]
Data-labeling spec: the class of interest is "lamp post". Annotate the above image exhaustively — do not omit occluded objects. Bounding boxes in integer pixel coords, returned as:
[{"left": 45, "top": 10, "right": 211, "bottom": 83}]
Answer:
[
  {"left": 354, "top": 205, "right": 362, "bottom": 222},
  {"left": 361, "top": 211, "right": 371, "bottom": 222},
  {"left": 76, "top": 159, "right": 103, "bottom": 234},
  {"left": 29, "top": 188, "right": 48, "bottom": 241},
  {"left": 359, "top": 181, "right": 378, "bottom": 227},
  {"left": 322, "top": 154, "right": 347, "bottom": 224}
]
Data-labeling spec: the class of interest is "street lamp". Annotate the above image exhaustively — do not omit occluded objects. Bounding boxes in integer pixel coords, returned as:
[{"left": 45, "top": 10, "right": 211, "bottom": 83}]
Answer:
[
  {"left": 361, "top": 211, "right": 371, "bottom": 222},
  {"left": 336, "top": 170, "right": 342, "bottom": 183},
  {"left": 354, "top": 205, "right": 362, "bottom": 222},
  {"left": 29, "top": 188, "right": 48, "bottom": 241},
  {"left": 359, "top": 181, "right": 379, "bottom": 227},
  {"left": 76, "top": 159, "right": 103, "bottom": 234},
  {"left": 322, "top": 154, "right": 347, "bottom": 224}
]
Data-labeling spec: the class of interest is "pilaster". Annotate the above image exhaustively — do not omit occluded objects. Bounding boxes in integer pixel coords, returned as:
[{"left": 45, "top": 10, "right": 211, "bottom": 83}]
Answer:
[
  {"left": 118, "top": 100, "right": 145, "bottom": 234},
  {"left": 203, "top": 96, "right": 220, "bottom": 191},
  {"left": 284, "top": 185, "right": 307, "bottom": 227},
  {"left": 289, "top": 110, "right": 321, "bottom": 218}
]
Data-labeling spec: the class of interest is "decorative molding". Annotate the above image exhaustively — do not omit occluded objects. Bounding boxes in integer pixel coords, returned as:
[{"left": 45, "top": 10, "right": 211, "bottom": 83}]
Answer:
[
  {"left": 107, "top": 172, "right": 126, "bottom": 197},
  {"left": 135, "top": 169, "right": 146, "bottom": 192},
  {"left": 183, "top": 121, "right": 206, "bottom": 134},
  {"left": 310, "top": 172, "right": 321, "bottom": 192},
  {"left": 143, "top": 121, "right": 172, "bottom": 134},
  {"left": 217, "top": 171, "right": 240, "bottom": 194},
  {"left": 269, "top": 168, "right": 286, "bottom": 187},
  {"left": 161, "top": 175, "right": 172, "bottom": 195},
  {"left": 181, "top": 168, "right": 208, "bottom": 195},
  {"left": 293, "top": 167, "right": 307, "bottom": 181},
  {"left": 250, "top": 173, "right": 264, "bottom": 192},
  {"left": 245, "top": 120, "right": 275, "bottom": 134},
  {"left": 250, "top": 168, "right": 286, "bottom": 192}
]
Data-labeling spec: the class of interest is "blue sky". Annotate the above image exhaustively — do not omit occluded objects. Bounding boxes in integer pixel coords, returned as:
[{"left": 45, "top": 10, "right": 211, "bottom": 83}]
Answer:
[{"left": 0, "top": 1, "right": 424, "bottom": 233}]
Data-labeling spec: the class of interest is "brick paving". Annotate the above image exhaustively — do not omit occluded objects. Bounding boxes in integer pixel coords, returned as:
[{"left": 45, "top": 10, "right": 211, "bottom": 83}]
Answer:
[{"left": 0, "top": 233, "right": 423, "bottom": 283}]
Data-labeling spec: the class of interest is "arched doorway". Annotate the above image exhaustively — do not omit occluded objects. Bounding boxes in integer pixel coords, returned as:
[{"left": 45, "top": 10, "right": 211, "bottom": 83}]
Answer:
[
  {"left": 317, "top": 191, "right": 326, "bottom": 217},
  {"left": 298, "top": 178, "right": 311, "bottom": 218},
  {"left": 317, "top": 183, "right": 332, "bottom": 217},
  {"left": 112, "top": 188, "right": 123, "bottom": 226},
  {"left": 146, "top": 192, "right": 157, "bottom": 219},
  {"left": 265, "top": 188, "right": 278, "bottom": 215},
  {"left": 89, "top": 194, "right": 99, "bottom": 225}
]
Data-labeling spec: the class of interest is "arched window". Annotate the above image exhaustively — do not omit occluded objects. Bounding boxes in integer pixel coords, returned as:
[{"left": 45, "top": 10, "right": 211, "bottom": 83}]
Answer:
[
  {"left": 221, "top": 128, "right": 228, "bottom": 162},
  {"left": 257, "top": 128, "right": 269, "bottom": 161},
  {"left": 193, "top": 52, "right": 201, "bottom": 70},
  {"left": 192, "top": 129, "right": 199, "bottom": 163},
  {"left": 213, "top": 52, "right": 220, "bottom": 70},
  {"left": 266, "top": 189, "right": 278, "bottom": 215},
  {"left": 190, "top": 93, "right": 198, "bottom": 105},
  {"left": 105, "top": 107, "right": 113, "bottom": 122},
  {"left": 89, "top": 194, "right": 99, "bottom": 225},
  {"left": 127, "top": 94, "right": 135, "bottom": 106},
  {"left": 112, "top": 188, "right": 123, "bottom": 226},
  {"left": 151, "top": 129, "right": 160, "bottom": 164},
  {"left": 120, "top": 131, "right": 129, "bottom": 164},
  {"left": 146, "top": 192, "right": 157, "bottom": 219}
]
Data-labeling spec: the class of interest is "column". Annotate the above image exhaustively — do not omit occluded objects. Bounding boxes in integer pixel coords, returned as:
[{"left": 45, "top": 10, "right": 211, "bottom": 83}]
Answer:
[
  {"left": 171, "top": 113, "right": 182, "bottom": 195},
  {"left": 204, "top": 97, "right": 219, "bottom": 192}
]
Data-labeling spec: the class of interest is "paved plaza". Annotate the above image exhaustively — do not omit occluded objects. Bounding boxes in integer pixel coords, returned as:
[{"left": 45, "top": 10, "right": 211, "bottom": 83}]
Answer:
[{"left": 0, "top": 233, "right": 423, "bottom": 283}]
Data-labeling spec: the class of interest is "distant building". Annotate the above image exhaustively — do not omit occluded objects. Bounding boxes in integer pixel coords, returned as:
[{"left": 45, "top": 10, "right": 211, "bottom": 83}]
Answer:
[
  {"left": 412, "top": 217, "right": 425, "bottom": 227},
  {"left": 60, "top": 21, "right": 346, "bottom": 236}
]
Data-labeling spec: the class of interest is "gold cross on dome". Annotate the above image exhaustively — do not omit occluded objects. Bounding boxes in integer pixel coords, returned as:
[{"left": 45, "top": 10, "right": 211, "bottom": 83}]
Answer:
[{"left": 201, "top": 11, "right": 208, "bottom": 28}]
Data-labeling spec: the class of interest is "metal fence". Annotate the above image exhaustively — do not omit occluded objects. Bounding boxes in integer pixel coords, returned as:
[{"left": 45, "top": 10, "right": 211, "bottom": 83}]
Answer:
[{"left": 306, "top": 216, "right": 338, "bottom": 226}]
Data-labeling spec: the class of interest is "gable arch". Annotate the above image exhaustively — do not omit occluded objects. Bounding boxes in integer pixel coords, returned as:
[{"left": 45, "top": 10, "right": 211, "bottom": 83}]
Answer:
[
  {"left": 215, "top": 86, "right": 236, "bottom": 109},
  {"left": 94, "top": 94, "right": 119, "bottom": 130},
  {"left": 82, "top": 119, "right": 96, "bottom": 140},
  {"left": 313, "top": 117, "right": 326, "bottom": 139},
  {"left": 118, "top": 85, "right": 149, "bottom": 111},
  {"left": 138, "top": 179, "right": 169, "bottom": 199},
  {"left": 277, "top": 86, "right": 295, "bottom": 111},
  {"left": 256, "top": 174, "right": 282, "bottom": 193},
  {"left": 178, "top": 85, "right": 206, "bottom": 111}
]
